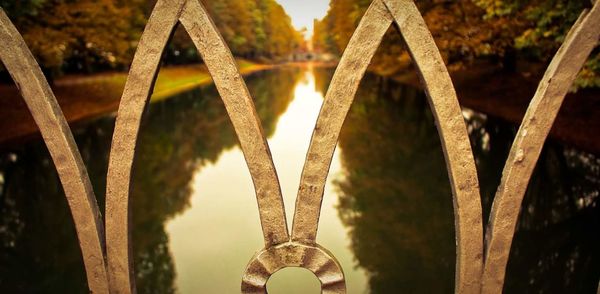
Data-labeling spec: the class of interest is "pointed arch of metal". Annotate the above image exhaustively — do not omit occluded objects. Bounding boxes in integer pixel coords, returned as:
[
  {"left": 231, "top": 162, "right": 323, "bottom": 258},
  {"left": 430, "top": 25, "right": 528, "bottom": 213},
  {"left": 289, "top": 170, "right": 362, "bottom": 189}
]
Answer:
[
  {"left": 104, "top": 0, "right": 288, "bottom": 293},
  {"left": 482, "top": 2, "right": 600, "bottom": 293},
  {"left": 0, "top": 9, "right": 110, "bottom": 294},
  {"left": 290, "top": 0, "right": 484, "bottom": 292},
  {"left": 2, "top": 0, "right": 598, "bottom": 292}
]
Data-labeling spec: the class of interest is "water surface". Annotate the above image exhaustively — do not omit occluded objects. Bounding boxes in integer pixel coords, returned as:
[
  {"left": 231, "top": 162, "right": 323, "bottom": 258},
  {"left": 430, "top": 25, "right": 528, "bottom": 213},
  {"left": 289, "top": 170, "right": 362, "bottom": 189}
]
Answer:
[{"left": 0, "top": 65, "right": 598, "bottom": 293}]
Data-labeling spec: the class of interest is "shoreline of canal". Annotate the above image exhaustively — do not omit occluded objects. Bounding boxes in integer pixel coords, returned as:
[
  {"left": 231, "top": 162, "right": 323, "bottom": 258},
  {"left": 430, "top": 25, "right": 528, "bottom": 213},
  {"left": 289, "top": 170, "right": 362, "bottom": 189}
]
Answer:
[
  {"left": 1, "top": 61, "right": 599, "bottom": 155},
  {"left": 0, "top": 59, "right": 277, "bottom": 146},
  {"left": 386, "top": 64, "right": 600, "bottom": 154}
]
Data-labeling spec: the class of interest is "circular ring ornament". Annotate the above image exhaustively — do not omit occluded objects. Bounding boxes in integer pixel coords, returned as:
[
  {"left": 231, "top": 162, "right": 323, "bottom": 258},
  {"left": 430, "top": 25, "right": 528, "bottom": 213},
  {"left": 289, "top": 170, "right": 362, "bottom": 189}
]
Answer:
[{"left": 242, "top": 242, "right": 346, "bottom": 294}]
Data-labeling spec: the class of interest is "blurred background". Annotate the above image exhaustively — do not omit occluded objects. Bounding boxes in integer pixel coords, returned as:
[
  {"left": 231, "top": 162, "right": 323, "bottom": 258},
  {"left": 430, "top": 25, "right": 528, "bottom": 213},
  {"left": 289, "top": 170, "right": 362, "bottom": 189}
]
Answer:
[{"left": 0, "top": 0, "right": 598, "bottom": 293}]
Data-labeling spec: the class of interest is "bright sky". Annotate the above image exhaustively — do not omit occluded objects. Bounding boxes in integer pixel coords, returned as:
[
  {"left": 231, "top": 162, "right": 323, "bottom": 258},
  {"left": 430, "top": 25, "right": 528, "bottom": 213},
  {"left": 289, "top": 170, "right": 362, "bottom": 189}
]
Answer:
[{"left": 276, "top": 0, "right": 330, "bottom": 34}]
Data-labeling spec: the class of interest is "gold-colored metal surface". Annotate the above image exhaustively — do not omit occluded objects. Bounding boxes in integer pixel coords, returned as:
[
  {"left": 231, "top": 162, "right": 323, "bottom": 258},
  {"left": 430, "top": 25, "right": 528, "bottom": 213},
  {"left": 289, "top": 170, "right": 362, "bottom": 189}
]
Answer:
[
  {"left": 0, "top": 0, "right": 598, "bottom": 293},
  {"left": 291, "top": 0, "right": 394, "bottom": 245},
  {"left": 180, "top": 0, "right": 289, "bottom": 247},
  {"left": 105, "top": 2, "right": 187, "bottom": 292},
  {"left": 106, "top": 0, "right": 288, "bottom": 293},
  {"left": 0, "top": 8, "right": 109, "bottom": 294},
  {"left": 242, "top": 242, "right": 345, "bottom": 294},
  {"left": 482, "top": 2, "right": 600, "bottom": 293},
  {"left": 292, "top": 1, "right": 483, "bottom": 292}
]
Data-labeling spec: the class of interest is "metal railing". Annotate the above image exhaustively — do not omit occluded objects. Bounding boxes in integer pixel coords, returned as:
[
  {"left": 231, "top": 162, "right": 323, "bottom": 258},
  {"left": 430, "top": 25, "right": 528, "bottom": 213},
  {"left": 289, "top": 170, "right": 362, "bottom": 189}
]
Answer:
[{"left": 0, "top": 0, "right": 598, "bottom": 293}]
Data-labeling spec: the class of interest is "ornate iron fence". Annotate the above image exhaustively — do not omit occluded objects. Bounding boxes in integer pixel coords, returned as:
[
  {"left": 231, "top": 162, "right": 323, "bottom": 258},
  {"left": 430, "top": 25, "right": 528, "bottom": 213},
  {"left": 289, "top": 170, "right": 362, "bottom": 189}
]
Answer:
[{"left": 0, "top": 0, "right": 598, "bottom": 293}]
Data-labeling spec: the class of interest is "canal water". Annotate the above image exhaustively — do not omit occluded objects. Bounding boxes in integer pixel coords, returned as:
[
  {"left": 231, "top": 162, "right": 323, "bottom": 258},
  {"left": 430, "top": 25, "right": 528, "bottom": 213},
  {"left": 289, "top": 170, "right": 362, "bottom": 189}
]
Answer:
[
  {"left": 0, "top": 65, "right": 598, "bottom": 293},
  {"left": 164, "top": 67, "right": 368, "bottom": 293}
]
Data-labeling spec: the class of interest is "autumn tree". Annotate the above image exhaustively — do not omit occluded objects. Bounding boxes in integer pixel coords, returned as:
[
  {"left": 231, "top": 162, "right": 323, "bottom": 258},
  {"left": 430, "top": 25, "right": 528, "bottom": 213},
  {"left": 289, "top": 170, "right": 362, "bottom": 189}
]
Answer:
[
  {"left": 314, "top": 0, "right": 598, "bottom": 89},
  {"left": 1, "top": 0, "right": 138, "bottom": 77},
  {"left": 1, "top": 0, "right": 304, "bottom": 76},
  {"left": 475, "top": 0, "right": 599, "bottom": 88}
]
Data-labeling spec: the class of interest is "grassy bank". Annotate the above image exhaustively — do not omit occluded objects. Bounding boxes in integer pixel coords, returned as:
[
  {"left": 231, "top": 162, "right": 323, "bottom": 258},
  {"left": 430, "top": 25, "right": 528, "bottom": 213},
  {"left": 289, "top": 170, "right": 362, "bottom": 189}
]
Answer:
[
  {"left": 0, "top": 59, "right": 274, "bottom": 145},
  {"left": 151, "top": 59, "right": 272, "bottom": 102},
  {"left": 53, "top": 59, "right": 272, "bottom": 102}
]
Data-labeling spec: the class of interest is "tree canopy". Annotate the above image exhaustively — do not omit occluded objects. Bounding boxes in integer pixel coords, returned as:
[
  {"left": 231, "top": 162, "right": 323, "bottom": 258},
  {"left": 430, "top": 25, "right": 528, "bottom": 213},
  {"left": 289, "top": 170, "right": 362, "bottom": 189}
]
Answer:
[
  {"left": 313, "top": 0, "right": 599, "bottom": 89},
  {"left": 0, "top": 0, "right": 304, "bottom": 75}
]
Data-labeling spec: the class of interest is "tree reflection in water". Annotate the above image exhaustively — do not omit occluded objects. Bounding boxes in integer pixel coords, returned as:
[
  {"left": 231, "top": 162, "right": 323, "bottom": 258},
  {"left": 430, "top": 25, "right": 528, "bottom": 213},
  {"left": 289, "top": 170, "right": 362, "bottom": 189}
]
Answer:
[
  {"left": 0, "top": 67, "right": 302, "bottom": 293},
  {"left": 316, "top": 67, "right": 600, "bottom": 293},
  {"left": 0, "top": 65, "right": 598, "bottom": 293}
]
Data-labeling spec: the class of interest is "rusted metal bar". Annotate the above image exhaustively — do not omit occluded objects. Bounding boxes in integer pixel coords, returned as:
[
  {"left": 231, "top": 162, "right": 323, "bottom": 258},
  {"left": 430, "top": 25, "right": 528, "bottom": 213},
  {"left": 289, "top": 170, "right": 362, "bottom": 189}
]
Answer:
[
  {"left": 0, "top": 8, "right": 109, "bottom": 294},
  {"left": 482, "top": 2, "right": 600, "bottom": 293},
  {"left": 180, "top": 0, "right": 288, "bottom": 247},
  {"left": 382, "top": 1, "right": 484, "bottom": 292},
  {"left": 291, "top": 0, "right": 393, "bottom": 245},
  {"left": 106, "top": 0, "right": 288, "bottom": 293},
  {"left": 291, "top": 0, "right": 483, "bottom": 292},
  {"left": 105, "top": 1, "right": 187, "bottom": 293}
]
